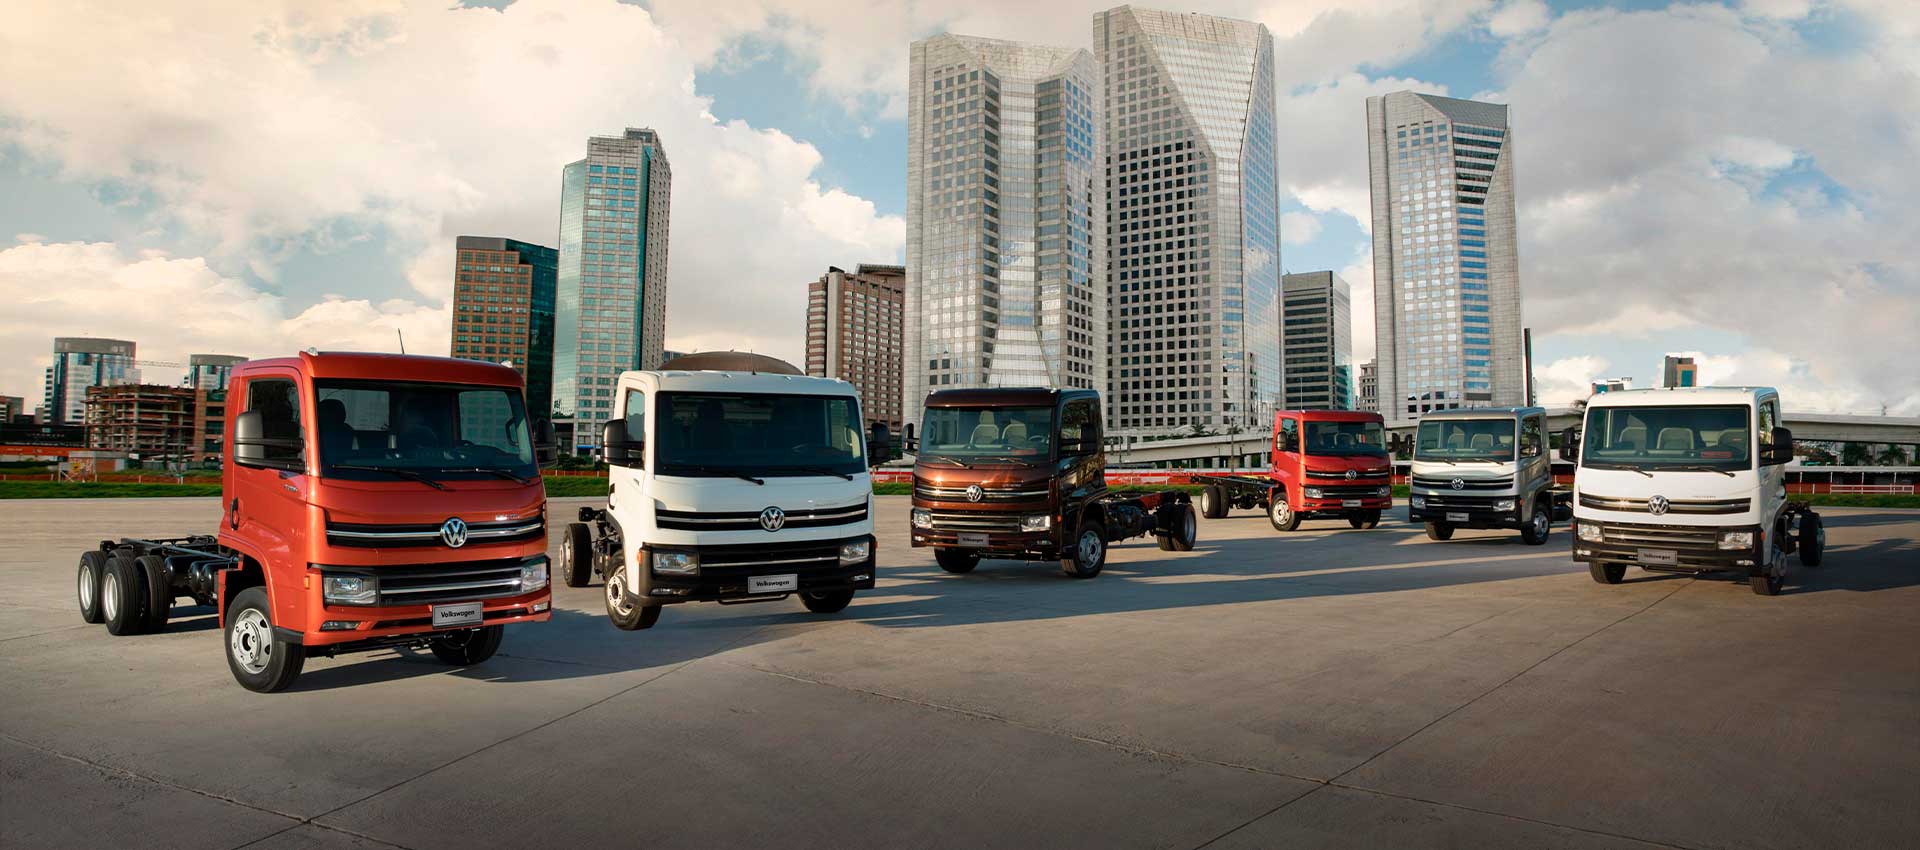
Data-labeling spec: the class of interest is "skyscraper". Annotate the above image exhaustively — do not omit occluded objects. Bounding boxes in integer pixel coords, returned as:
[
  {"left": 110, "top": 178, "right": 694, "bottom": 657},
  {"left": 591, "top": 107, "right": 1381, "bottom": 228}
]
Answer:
[
  {"left": 806, "top": 264, "right": 907, "bottom": 431},
  {"left": 903, "top": 34, "right": 1106, "bottom": 426},
  {"left": 43, "top": 338, "right": 139, "bottom": 426},
  {"left": 1280, "top": 271, "right": 1354, "bottom": 410},
  {"left": 553, "top": 128, "right": 671, "bottom": 446},
  {"left": 1359, "top": 359, "right": 1378, "bottom": 413},
  {"left": 450, "top": 235, "right": 559, "bottom": 418},
  {"left": 1367, "top": 91, "right": 1522, "bottom": 417},
  {"left": 1663, "top": 355, "right": 1697, "bottom": 388},
  {"left": 187, "top": 354, "right": 247, "bottom": 392},
  {"left": 1096, "top": 6, "right": 1279, "bottom": 434}
]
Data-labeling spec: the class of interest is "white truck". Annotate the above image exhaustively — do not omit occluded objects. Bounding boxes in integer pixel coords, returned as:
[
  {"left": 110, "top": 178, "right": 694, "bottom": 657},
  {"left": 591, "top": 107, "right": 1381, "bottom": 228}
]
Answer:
[
  {"left": 1566, "top": 386, "right": 1824, "bottom": 596},
  {"left": 1407, "top": 406, "right": 1571, "bottom": 545},
  {"left": 557, "top": 366, "right": 885, "bottom": 629}
]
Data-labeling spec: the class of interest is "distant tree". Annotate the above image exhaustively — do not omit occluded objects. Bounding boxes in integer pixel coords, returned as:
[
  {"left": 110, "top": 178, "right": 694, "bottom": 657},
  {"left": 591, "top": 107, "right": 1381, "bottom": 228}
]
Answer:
[
  {"left": 1186, "top": 422, "right": 1215, "bottom": 438},
  {"left": 1800, "top": 444, "right": 1837, "bottom": 465},
  {"left": 1876, "top": 445, "right": 1911, "bottom": 466},
  {"left": 1840, "top": 442, "right": 1872, "bottom": 466}
]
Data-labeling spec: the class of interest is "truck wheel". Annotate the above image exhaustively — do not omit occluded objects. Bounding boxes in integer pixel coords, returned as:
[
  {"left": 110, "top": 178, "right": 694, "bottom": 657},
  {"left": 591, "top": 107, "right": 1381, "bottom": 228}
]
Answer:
[
  {"left": 136, "top": 554, "right": 172, "bottom": 632},
  {"left": 1158, "top": 504, "right": 1198, "bottom": 551},
  {"left": 605, "top": 565, "right": 661, "bottom": 630},
  {"left": 799, "top": 589, "right": 855, "bottom": 614},
  {"left": 1797, "top": 513, "right": 1824, "bottom": 567},
  {"left": 935, "top": 549, "right": 979, "bottom": 574},
  {"left": 1200, "top": 485, "right": 1226, "bottom": 519},
  {"left": 77, "top": 551, "right": 108, "bottom": 624},
  {"left": 102, "top": 555, "right": 148, "bottom": 636},
  {"left": 1520, "top": 501, "right": 1551, "bottom": 546},
  {"left": 224, "top": 587, "right": 304, "bottom": 693},
  {"left": 429, "top": 626, "right": 504, "bottom": 665},
  {"left": 1589, "top": 563, "right": 1626, "bottom": 584},
  {"left": 1425, "top": 522, "right": 1454, "bottom": 541},
  {"left": 1060, "top": 520, "right": 1106, "bottom": 578},
  {"left": 1347, "top": 510, "right": 1381, "bottom": 530},
  {"left": 1268, "top": 496, "right": 1300, "bottom": 532},
  {"left": 1749, "top": 573, "right": 1783, "bottom": 596},
  {"left": 1750, "top": 540, "right": 1787, "bottom": 596},
  {"left": 560, "top": 522, "right": 593, "bottom": 587}
]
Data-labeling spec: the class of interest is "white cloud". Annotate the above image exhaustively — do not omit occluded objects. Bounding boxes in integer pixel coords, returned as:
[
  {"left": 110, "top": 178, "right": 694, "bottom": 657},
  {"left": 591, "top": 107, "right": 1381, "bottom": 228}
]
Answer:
[
  {"left": 13, "top": 233, "right": 46, "bottom": 245},
  {"left": 1535, "top": 355, "right": 1610, "bottom": 407},
  {"left": 1738, "top": 0, "right": 1814, "bottom": 20},
  {"left": 1281, "top": 211, "right": 1324, "bottom": 246},
  {"left": 1337, "top": 245, "right": 1377, "bottom": 363},
  {"left": 1487, "top": 0, "right": 1551, "bottom": 37},
  {"left": 1278, "top": 72, "right": 1450, "bottom": 234}
]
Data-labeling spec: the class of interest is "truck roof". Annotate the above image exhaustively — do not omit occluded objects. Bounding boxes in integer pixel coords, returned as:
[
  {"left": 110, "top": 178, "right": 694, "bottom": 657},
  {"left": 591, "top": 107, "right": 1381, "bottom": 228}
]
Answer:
[
  {"left": 1278, "top": 409, "right": 1384, "bottom": 422},
  {"left": 627, "top": 370, "right": 859, "bottom": 397},
  {"left": 924, "top": 387, "right": 1097, "bottom": 408},
  {"left": 235, "top": 352, "right": 524, "bottom": 387},
  {"left": 1418, "top": 406, "right": 1545, "bottom": 421},
  {"left": 1583, "top": 386, "right": 1777, "bottom": 408}
]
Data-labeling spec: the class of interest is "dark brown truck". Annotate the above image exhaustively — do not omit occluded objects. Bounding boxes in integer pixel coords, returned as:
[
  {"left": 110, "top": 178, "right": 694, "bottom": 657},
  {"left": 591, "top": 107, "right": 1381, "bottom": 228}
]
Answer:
[{"left": 905, "top": 387, "right": 1196, "bottom": 578}]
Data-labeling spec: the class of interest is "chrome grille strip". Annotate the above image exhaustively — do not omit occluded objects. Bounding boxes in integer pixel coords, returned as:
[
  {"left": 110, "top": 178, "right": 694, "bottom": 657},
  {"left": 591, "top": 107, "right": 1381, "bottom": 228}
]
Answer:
[
  {"left": 701, "top": 555, "right": 839, "bottom": 568},
  {"left": 1578, "top": 494, "right": 1751, "bottom": 514}
]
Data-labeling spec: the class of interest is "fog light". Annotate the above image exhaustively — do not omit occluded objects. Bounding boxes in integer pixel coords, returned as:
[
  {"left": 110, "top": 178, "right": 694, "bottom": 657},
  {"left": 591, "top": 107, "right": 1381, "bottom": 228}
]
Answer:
[
  {"left": 532, "top": 601, "right": 551, "bottom": 613},
  {"left": 1718, "top": 530, "right": 1754, "bottom": 550},
  {"left": 319, "top": 620, "right": 359, "bottom": 631},
  {"left": 1020, "top": 514, "right": 1052, "bottom": 532},
  {"left": 322, "top": 574, "right": 377, "bottom": 606},
  {"left": 1304, "top": 487, "right": 1324, "bottom": 499},
  {"left": 653, "top": 551, "right": 699, "bottom": 575},
  {"left": 1377, "top": 486, "right": 1393, "bottom": 498},
  {"left": 1411, "top": 496, "right": 1426, "bottom": 509},
  {"left": 911, "top": 508, "right": 933, "bottom": 529},
  {"left": 839, "top": 540, "right": 871, "bottom": 565},
  {"left": 1494, "top": 499, "right": 1516, "bottom": 512},
  {"left": 649, "top": 587, "right": 691, "bottom": 596},
  {"left": 1577, "top": 523, "right": 1604, "bottom": 542}
]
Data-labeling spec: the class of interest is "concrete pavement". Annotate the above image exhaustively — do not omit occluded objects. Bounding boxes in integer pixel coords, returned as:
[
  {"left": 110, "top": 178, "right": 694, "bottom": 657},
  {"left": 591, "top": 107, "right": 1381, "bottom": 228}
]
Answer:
[{"left": 2, "top": 496, "right": 1915, "bottom": 849}]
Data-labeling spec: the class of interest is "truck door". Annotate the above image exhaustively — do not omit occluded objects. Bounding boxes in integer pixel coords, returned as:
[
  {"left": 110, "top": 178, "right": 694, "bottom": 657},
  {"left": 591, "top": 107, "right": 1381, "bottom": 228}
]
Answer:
[
  {"left": 1756, "top": 398, "right": 1786, "bottom": 529},
  {"left": 227, "top": 371, "right": 309, "bottom": 624},
  {"left": 1273, "top": 416, "right": 1301, "bottom": 497},
  {"left": 1058, "top": 398, "right": 1104, "bottom": 504},
  {"left": 609, "top": 384, "right": 648, "bottom": 516},
  {"left": 1519, "top": 413, "right": 1547, "bottom": 499}
]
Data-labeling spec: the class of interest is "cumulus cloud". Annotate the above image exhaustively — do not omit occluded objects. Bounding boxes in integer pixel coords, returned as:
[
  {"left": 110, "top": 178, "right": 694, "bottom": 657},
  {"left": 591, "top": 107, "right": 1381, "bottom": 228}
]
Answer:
[
  {"left": 1534, "top": 355, "right": 1611, "bottom": 407},
  {"left": 1281, "top": 211, "right": 1325, "bottom": 246},
  {"left": 1488, "top": 0, "right": 1551, "bottom": 36}
]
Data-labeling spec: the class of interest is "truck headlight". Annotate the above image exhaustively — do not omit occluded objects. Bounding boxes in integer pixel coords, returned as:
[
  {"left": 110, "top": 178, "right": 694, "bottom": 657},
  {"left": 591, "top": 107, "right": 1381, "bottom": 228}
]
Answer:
[
  {"left": 1304, "top": 487, "right": 1324, "bottom": 499},
  {"left": 1021, "top": 514, "right": 1052, "bottom": 532},
  {"left": 323, "top": 574, "right": 377, "bottom": 606},
  {"left": 1718, "top": 530, "right": 1754, "bottom": 550},
  {"left": 1377, "top": 486, "right": 1393, "bottom": 498},
  {"left": 911, "top": 508, "right": 933, "bottom": 529},
  {"left": 1494, "top": 499, "right": 1516, "bottom": 512},
  {"left": 652, "top": 550, "right": 699, "bottom": 575},
  {"left": 1411, "top": 496, "right": 1425, "bottom": 509},
  {"left": 1577, "top": 522, "right": 1604, "bottom": 542},
  {"left": 839, "top": 540, "right": 870, "bottom": 565},
  {"left": 519, "top": 556, "right": 549, "bottom": 591}
]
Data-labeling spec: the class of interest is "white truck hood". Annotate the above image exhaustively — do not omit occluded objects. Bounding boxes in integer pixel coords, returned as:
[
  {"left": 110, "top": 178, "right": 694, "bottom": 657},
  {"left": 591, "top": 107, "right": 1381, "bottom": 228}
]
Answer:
[{"left": 1573, "top": 467, "right": 1763, "bottom": 527}]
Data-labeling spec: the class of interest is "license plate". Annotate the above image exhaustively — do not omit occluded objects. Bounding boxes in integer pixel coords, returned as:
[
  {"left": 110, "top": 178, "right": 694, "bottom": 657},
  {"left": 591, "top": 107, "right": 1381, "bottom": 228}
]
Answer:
[
  {"left": 432, "top": 601, "right": 483, "bottom": 629},
  {"left": 1638, "top": 548, "right": 1678, "bottom": 566},
  {"left": 957, "top": 532, "right": 989, "bottom": 547},
  {"left": 1342, "top": 499, "right": 1362, "bottom": 508},
  {"left": 748, "top": 574, "right": 798, "bottom": 594},
  {"left": 1446, "top": 512, "right": 1469, "bottom": 523}
]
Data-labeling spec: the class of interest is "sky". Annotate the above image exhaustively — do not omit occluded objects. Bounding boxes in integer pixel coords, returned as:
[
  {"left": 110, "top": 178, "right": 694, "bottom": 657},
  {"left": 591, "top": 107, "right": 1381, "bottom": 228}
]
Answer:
[{"left": 1, "top": 0, "right": 1916, "bottom": 415}]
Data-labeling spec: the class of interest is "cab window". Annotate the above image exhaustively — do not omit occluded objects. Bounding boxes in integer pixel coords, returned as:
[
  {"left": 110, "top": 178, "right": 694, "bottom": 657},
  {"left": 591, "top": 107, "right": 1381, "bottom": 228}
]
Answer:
[
  {"left": 1519, "top": 415, "right": 1544, "bottom": 458},
  {"left": 1060, "top": 400, "right": 1096, "bottom": 456},
  {"left": 621, "top": 388, "right": 646, "bottom": 440},
  {"left": 245, "top": 378, "right": 303, "bottom": 464},
  {"left": 1277, "top": 418, "right": 1299, "bottom": 453}
]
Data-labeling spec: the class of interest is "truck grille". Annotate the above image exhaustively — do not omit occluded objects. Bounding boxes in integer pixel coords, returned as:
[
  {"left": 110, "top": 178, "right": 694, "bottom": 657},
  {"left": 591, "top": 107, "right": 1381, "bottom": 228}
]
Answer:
[
  {"left": 326, "top": 517, "right": 542, "bottom": 549},
  {"left": 1419, "top": 493, "right": 1504, "bottom": 510},
  {"left": 1309, "top": 484, "right": 1388, "bottom": 499},
  {"left": 1594, "top": 522, "right": 1721, "bottom": 549},
  {"left": 1412, "top": 474, "right": 1513, "bottom": 491},
  {"left": 926, "top": 510, "right": 1024, "bottom": 532},
  {"left": 668, "top": 539, "right": 853, "bottom": 579},
  {"left": 1304, "top": 468, "right": 1392, "bottom": 480},
  {"left": 326, "top": 558, "right": 534, "bottom": 606},
  {"left": 913, "top": 482, "right": 1049, "bottom": 502},
  {"left": 655, "top": 502, "right": 867, "bottom": 532},
  {"left": 1578, "top": 494, "right": 1751, "bottom": 515}
]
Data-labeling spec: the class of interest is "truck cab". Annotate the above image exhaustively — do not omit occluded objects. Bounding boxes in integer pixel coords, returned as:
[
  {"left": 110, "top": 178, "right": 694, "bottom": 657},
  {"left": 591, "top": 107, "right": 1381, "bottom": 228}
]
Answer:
[
  {"left": 563, "top": 369, "right": 881, "bottom": 629},
  {"left": 1197, "top": 410, "right": 1394, "bottom": 532},
  {"left": 1407, "top": 407, "right": 1567, "bottom": 544},
  {"left": 1568, "top": 387, "right": 1824, "bottom": 596}
]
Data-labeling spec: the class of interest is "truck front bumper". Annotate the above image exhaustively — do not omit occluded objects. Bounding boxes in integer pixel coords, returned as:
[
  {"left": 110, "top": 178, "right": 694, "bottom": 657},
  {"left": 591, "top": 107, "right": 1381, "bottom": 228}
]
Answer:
[
  {"left": 300, "top": 588, "right": 552, "bottom": 648},
  {"left": 1298, "top": 495, "right": 1393, "bottom": 517},
  {"left": 910, "top": 528, "right": 1061, "bottom": 560},
  {"left": 637, "top": 534, "right": 877, "bottom": 604},
  {"left": 1570, "top": 519, "right": 1765, "bottom": 574},
  {"left": 1408, "top": 493, "right": 1525, "bottom": 530}
]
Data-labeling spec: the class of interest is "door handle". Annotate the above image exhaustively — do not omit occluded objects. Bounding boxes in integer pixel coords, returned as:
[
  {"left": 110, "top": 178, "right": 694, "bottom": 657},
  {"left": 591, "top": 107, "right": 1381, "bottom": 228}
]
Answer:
[{"left": 228, "top": 498, "right": 241, "bottom": 530}]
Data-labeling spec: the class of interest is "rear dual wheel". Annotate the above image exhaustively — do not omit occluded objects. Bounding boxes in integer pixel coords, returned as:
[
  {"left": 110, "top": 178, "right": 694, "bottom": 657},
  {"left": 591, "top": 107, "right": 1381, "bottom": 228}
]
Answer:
[
  {"left": 559, "top": 522, "right": 594, "bottom": 587},
  {"left": 1589, "top": 562, "right": 1626, "bottom": 584},
  {"left": 1347, "top": 510, "right": 1381, "bottom": 530},
  {"left": 102, "top": 555, "right": 147, "bottom": 636},
  {"left": 1158, "top": 504, "right": 1198, "bottom": 551},
  {"left": 936, "top": 549, "right": 980, "bottom": 574},
  {"left": 429, "top": 626, "right": 504, "bottom": 665},
  {"left": 1425, "top": 522, "right": 1455, "bottom": 541},
  {"left": 799, "top": 589, "right": 855, "bottom": 614},
  {"left": 77, "top": 552, "right": 108, "bottom": 624},
  {"left": 1199, "top": 485, "right": 1228, "bottom": 519}
]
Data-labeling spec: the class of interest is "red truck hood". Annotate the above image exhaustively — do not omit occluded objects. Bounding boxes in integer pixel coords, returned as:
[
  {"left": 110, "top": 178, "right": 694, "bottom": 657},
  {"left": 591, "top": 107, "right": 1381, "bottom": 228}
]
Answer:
[
  {"left": 1301, "top": 455, "right": 1394, "bottom": 477},
  {"left": 311, "top": 477, "right": 544, "bottom": 526}
]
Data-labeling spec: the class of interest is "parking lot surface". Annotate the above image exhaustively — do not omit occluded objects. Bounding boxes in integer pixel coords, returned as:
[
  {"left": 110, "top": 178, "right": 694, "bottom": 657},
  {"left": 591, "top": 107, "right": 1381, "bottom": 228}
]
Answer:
[{"left": 2, "top": 495, "right": 1916, "bottom": 849}]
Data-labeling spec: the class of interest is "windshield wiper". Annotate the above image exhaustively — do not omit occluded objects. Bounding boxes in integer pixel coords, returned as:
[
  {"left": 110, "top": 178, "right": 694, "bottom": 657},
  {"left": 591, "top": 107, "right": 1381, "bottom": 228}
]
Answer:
[
  {"left": 980, "top": 455, "right": 1036, "bottom": 468},
  {"left": 664, "top": 465, "right": 764, "bottom": 485},
  {"left": 328, "top": 464, "right": 448, "bottom": 490},
  {"left": 1667, "top": 464, "right": 1737, "bottom": 478},
  {"left": 787, "top": 465, "right": 854, "bottom": 481},
  {"left": 435, "top": 467, "right": 536, "bottom": 486},
  {"left": 1586, "top": 461, "right": 1653, "bottom": 478},
  {"left": 920, "top": 456, "right": 972, "bottom": 469}
]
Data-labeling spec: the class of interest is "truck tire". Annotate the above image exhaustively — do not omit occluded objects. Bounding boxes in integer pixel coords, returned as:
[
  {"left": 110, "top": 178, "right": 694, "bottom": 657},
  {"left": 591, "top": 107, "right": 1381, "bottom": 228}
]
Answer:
[
  {"left": 1347, "top": 510, "right": 1381, "bottom": 530},
  {"left": 1268, "top": 495, "right": 1300, "bottom": 532},
  {"left": 224, "top": 587, "right": 304, "bottom": 693},
  {"left": 1520, "top": 501, "right": 1551, "bottom": 546},
  {"left": 77, "top": 551, "right": 108, "bottom": 624},
  {"left": 1060, "top": 519, "right": 1106, "bottom": 578},
  {"left": 1797, "top": 513, "right": 1824, "bottom": 567},
  {"left": 1750, "top": 539, "right": 1786, "bottom": 596},
  {"left": 1589, "top": 563, "right": 1626, "bottom": 584},
  {"left": 799, "top": 589, "right": 855, "bottom": 614},
  {"left": 935, "top": 549, "right": 979, "bottom": 574},
  {"left": 1157, "top": 504, "right": 1198, "bottom": 551},
  {"left": 559, "top": 522, "right": 593, "bottom": 587},
  {"left": 1425, "top": 522, "right": 1454, "bottom": 541},
  {"left": 429, "top": 626, "right": 504, "bottom": 665},
  {"left": 1749, "top": 574, "right": 1782, "bottom": 596},
  {"left": 1200, "top": 485, "right": 1227, "bottom": 519},
  {"left": 102, "top": 555, "right": 148, "bottom": 636},
  {"left": 605, "top": 565, "right": 661, "bottom": 630},
  {"left": 136, "top": 554, "right": 172, "bottom": 632}
]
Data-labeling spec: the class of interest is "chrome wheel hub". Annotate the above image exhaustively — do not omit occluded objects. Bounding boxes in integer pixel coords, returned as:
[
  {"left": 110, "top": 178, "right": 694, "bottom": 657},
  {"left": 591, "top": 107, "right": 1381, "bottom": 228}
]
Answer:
[
  {"left": 1079, "top": 531, "right": 1102, "bottom": 564},
  {"left": 102, "top": 571, "right": 119, "bottom": 621},
  {"left": 606, "top": 567, "right": 633, "bottom": 615},
  {"left": 229, "top": 609, "right": 272, "bottom": 675},
  {"left": 1534, "top": 509, "right": 1549, "bottom": 536},
  {"left": 78, "top": 562, "right": 95, "bottom": 609}
]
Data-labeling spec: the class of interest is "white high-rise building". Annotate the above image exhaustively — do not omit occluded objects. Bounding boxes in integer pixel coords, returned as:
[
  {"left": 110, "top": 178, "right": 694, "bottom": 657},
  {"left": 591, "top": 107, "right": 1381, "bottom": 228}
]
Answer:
[
  {"left": 1096, "top": 6, "right": 1279, "bottom": 435},
  {"left": 903, "top": 35, "right": 1106, "bottom": 427},
  {"left": 1366, "top": 92, "right": 1522, "bottom": 417}
]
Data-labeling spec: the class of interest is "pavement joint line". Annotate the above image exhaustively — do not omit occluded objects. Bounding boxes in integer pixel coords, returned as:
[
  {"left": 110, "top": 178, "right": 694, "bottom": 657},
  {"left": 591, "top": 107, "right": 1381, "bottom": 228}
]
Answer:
[
  {"left": 0, "top": 622, "right": 99, "bottom": 643},
  {"left": 1320, "top": 781, "right": 1703, "bottom": 850}
]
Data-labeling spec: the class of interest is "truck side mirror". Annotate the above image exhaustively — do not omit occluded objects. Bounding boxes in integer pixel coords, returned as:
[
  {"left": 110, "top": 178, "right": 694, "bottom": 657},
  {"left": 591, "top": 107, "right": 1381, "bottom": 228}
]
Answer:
[
  {"left": 233, "top": 409, "right": 302, "bottom": 470},
  {"left": 602, "top": 420, "right": 642, "bottom": 468},
  {"left": 902, "top": 423, "right": 918, "bottom": 452},
  {"left": 1558, "top": 427, "right": 1580, "bottom": 462},
  {"left": 533, "top": 419, "right": 558, "bottom": 468},
  {"left": 1767, "top": 426, "right": 1794, "bottom": 465},
  {"left": 866, "top": 423, "right": 891, "bottom": 465}
]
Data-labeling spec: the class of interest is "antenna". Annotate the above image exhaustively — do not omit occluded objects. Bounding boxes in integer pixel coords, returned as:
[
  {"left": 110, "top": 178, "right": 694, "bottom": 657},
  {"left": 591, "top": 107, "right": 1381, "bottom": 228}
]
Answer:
[{"left": 396, "top": 329, "right": 407, "bottom": 354}]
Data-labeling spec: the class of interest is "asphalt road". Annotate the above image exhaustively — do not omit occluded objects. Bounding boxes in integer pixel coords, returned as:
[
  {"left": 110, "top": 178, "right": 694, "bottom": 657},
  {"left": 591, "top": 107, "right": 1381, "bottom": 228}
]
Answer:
[{"left": 2, "top": 496, "right": 1916, "bottom": 850}]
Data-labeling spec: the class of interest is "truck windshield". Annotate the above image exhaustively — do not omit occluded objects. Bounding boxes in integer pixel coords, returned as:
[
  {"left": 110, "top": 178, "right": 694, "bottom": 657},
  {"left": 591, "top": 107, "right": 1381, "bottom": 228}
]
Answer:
[
  {"left": 1417, "top": 419, "right": 1515, "bottom": 461},
  {"left": 920, "top": 406, "right": 1054, "bottom": 460},
  {"left": 1581, "top": 405, "right": 1752, "bottom": 472},
  {"left": 655, "top": 392, "right": 865, "bottom": 478},
  {"left": 314, "top": 380, "right": 536, "bottom": 482},
  {"left": 1303, "top": 421, "right": 1388, "bottom": 456}
]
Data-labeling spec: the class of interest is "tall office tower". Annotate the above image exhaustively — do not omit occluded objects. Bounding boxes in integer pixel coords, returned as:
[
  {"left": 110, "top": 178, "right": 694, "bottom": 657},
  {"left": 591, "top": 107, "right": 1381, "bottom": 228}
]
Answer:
[
  {"left": 43, "top": 338, "right": 139, "bottom": 426},
  {"left": 0, "top": 395, "right": 25, "bottom": 424},
  {"left": 553, "top": 128, "right": 672, "bottom": 445},
  {"left": 1280, "top": 271, "right": 1354, "bottom": 410},
  {"left": 450, "top": 236, "right": 559, "bottom": 418},
  {"left": 904, "top": 34, "right": 1106, "bottom": 427},
  {"left": 1367, "top": 91, "right": 1522, "bottom": 417},
  {"left": 1095, "top": 6, "right": 1279, "bottom": 434},
  {"left": 1663, "top": 355, "right": 1698, "bottom": 388},
  {"left": 186, "top": 354, "right": 247, "bottom": 392},
  {"left": 1359, "top": 360, "right": 1378, "bottom": 413},
  {"left": 807, "top": 264, "right": 907, "bottom": 430}
]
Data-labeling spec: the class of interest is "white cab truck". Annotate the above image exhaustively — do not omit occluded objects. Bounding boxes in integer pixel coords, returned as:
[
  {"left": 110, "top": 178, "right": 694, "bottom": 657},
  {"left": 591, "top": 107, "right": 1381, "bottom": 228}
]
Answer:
[
  {"left": 1408, "top": 407, "right": 1571, "bottom": 544},
  {"left": 1566, "top": 386, "right": 1824, "bottom": 596},
  {"left": 558, "top": 369, "right": 885, "bottom": 629}
]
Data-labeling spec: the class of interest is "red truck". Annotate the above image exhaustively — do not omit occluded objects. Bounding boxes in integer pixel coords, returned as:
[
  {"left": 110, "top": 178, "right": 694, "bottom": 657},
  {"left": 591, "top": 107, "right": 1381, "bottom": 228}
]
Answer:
[
  {"left": 71, "top": 352, "right": 555, "bottom": 692},
  {"left": 1196, "top": 409, "right": 1395, "bottom": 531}
]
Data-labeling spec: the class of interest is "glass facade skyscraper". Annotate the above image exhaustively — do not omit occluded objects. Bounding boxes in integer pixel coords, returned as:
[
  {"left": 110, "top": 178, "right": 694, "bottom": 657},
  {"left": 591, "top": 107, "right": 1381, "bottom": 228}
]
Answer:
[
  {"left": 1367, "top": 92, "right": 1523, "bottom": 417},
  {"left": 43, "top": 337, "right": 139, "bottom": 426},
  {"left": 1281, "top": 271, "right": 1354, "bottom": 410},
  {"left": 904, "top": 35, "right": 1106, "bottom": 427},
  {"left": 450, "top": 236, "right": 558, "bottom": 419},
  {"left": 553, "top": 128, "right": 671, "bottom": 447},
  {"left": 1096, "top": 6, "right": 1279, "bottom": 435}
]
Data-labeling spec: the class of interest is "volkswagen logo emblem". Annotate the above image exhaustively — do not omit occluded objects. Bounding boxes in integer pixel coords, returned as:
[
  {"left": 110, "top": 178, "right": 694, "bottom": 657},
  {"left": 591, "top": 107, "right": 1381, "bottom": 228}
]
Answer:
[
  {"left": 965, "top": 484, "right": 984, "bottom": 503},
  {"left": 1450, "top": 478, "right": 1465, "bottom": 491},
  {"left": 1344, "top": 469, "right": 1358, "bottom": 480},
  {"left": 440, "top": 517, "right": 469, "bottom": 548},
  {"left": 1648, "top": 495, "right": 1670, "bottom": 516},
  {"left": 758, "top": 506, "right": 786, "bottom": 532}
]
